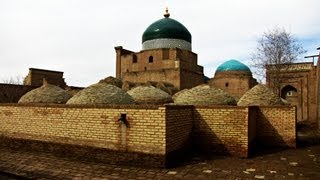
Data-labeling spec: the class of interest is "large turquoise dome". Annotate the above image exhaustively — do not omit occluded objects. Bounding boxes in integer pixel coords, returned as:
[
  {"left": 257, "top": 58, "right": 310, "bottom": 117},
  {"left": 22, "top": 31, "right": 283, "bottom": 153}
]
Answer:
[
  {"left": 216, "top": 59, "right": 251, "bottom": 72},
  {"left": 142, "top": 9, "right": 192, "bottom": 51}
]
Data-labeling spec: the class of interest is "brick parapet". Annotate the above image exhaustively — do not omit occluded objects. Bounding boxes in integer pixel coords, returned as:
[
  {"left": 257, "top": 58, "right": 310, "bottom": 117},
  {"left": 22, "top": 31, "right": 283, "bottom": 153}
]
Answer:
[
  {"left": 192, "top": 106, "right": 250, "bottom": 158},
  {"left": 256, "top": 106, "right": 296, "bottom": 147}
]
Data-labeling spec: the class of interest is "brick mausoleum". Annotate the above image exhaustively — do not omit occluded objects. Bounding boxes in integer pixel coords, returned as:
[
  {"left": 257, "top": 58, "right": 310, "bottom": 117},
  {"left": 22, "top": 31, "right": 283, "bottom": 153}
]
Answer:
[
  {"left": 115, "top": 8, "right": 203, "bottom": 90},
  {"left": 0, "top": 8, "right": 317, "bottom": 168}
]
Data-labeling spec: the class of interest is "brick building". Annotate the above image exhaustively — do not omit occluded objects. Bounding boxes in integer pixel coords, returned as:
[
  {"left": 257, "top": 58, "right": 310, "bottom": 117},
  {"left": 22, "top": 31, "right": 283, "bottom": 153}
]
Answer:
[
  {"left": 209, "top": 59, "right": 257, "bottom": 99},
  {"left": 24, "top": 68, "right": 67, "bottom": 88},
  {"left": 266, "top": 50, "right": 320, "bottom": 124},
  {"left": 115, "top": 9, "right": 204, "bottom": 90}
]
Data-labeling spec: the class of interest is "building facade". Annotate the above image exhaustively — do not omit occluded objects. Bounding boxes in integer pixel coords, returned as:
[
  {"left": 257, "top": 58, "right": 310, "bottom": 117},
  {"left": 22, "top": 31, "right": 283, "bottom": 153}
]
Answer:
[
  {"left": 115, "top": 9, "right": 204, "bottom": 90},
  {"left": 266, "top": 55, "right": 320, "bottom": 123},
  {"left": 209, "top": 59, "right": 257, "bottom": 99},
  {"left": 24, "top": 68, "right": 67, "bottom": 88}
]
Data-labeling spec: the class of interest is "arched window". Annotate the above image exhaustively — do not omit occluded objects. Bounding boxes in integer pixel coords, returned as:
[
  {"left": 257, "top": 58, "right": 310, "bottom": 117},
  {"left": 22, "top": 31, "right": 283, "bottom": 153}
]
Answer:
[
  {"left": 281, "top": 85, "right": 297, "bottom": 99},
  {"left": 148, "top": 56, "right": 153, "bottom": 63},
  {"left": 132, "top": 54, "right": 137, "bottom": 63}
]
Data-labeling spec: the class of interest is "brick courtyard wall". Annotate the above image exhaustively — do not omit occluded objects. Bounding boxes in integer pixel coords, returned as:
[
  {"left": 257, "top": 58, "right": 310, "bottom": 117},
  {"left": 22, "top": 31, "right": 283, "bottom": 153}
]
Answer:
[
  {"left": 165, "top": 105, "right": 193, "bottom": 151},
  {"left": 256, "top": 106, "right": 296, "bottom": 148},
  {"left": 0, "top": 104, "right": 297, "bottom": 166},
  {"left": 193, "top": 106, "right": 250, "bottom": 158},
  {"left": 165, "top": 105, "right": 193, "bottom": 166},
  {"left": 0, "top": 104, "right": 166, "bottom": 154},
  {"left": 0, "top": 104, "right": 167, "bottom": 167},
  {"left": 248, "top": 106, "right": 257, "bottom": 154}
]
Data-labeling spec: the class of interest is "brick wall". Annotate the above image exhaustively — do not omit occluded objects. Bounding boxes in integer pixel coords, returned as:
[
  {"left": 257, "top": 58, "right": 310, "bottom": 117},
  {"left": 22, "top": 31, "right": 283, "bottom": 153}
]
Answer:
[
  {"left": 266, "top": 62, "right": 317, "bottom": 123},
  {"left": 165, "top": 105, "right": 193, "bottom": 153},
  {"left": 0, "top": 84, "right": 36, "bottom": 103},
  {"left": 248, "top": 106, "right": 257, "bottom": 153},
  {"left": 116, "top": 47, "right": 204, "bottom": 90},
  {"left": 209, "top": 71, "right": 257, "bottom": 99},
  {"left": 122, "top": 69, "right": 180, "bottom": 89},
  {"left": 0, "top": 104, "right": 297, "bottom": 166},
  {"left": 256, "top": 106, "right": 296, "bottom": 147},
  {"left": 0, "top": 104, "right": 166, "bottom": 154},
  {"left": 193, "top": 106, "right": 250, "bottom": 158},
  {"left": 0, "top": 104, "right": 170, "bottom": 167},
  {"left": 180, "top": 69, "right": 204, "bottom": 89},
  {"left": 165, "top": 105, "right": 194, "bottom": 167},
  {"left": 23, "top": 68, "right": 67, "bottom": 87}
]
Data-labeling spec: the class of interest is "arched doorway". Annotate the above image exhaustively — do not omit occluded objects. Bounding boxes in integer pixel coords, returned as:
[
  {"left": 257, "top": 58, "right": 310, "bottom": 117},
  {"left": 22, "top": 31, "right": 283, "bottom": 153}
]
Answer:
[{"left": 281, "top": 85, "right": 301, "bottom": 120}]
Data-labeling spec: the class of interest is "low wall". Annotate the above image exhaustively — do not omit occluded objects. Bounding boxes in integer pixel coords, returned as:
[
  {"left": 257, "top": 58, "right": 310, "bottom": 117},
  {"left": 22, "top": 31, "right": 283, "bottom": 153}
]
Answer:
[
  {"left": 193, "top": 106, "right": 250, "bottom": 158},
  {"left": 256, "top": 106, "right": 296, "bottom": 147},
  {"left": 0, "top": 104, "right": 167, "bottom": 167},
  {"left": 0, "top": 104, "right": 297, "bottom": 167}
]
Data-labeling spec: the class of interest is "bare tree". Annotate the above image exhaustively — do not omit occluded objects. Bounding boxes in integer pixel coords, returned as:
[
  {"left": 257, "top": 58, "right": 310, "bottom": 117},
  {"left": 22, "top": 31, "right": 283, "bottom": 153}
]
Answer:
[
  {"left": 0, "top": 75, "right": 30, "bottom": 103},
  {"left": 251, "top": 27, "right": 306, "bottom": 96},
  {"left": 1, "top": 75, "right": 24, "bottom": 85}
]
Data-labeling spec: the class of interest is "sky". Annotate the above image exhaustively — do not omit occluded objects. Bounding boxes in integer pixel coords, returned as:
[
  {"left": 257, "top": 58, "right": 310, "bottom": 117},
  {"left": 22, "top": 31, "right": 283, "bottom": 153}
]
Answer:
[{"left": 0, "top": 0, "right": 319, "bottom": 86}]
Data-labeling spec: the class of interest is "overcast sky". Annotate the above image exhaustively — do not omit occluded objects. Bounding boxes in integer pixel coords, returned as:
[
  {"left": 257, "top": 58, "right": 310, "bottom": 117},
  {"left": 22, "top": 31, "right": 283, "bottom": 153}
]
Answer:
[{"left": 0, "top": 0, "right": 319, "bottom": 86}]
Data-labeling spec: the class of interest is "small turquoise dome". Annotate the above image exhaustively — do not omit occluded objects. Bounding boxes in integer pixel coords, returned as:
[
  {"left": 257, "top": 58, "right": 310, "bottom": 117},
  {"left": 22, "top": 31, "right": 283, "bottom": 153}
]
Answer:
[
  {"left": 216, "top": 59, "right": 251, "bottom": 72},
  {"left": 142, "top": 17, "right": 191, "bottom": 43}
]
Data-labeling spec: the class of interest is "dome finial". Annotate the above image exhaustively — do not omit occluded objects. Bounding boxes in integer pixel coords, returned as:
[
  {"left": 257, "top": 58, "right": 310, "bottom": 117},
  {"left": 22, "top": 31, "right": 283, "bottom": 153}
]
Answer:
[
  {"left": 164, "top": 7, "right": 170, "bottom": 18},
  {"left": 42, "top": 78, "right": 48, "bottom": 86}
]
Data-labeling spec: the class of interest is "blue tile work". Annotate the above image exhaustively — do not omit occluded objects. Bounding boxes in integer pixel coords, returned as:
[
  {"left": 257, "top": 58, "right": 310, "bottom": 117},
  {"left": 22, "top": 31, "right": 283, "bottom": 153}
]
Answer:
[
  {"left": 142, "top": 38, "right": 191, "bottom": 51},
  {"left": 142, "top": 17, "right": 191, "bottom": 43},
  {"left": 216, "top": 59, "right": 251, "bottom": 72}
]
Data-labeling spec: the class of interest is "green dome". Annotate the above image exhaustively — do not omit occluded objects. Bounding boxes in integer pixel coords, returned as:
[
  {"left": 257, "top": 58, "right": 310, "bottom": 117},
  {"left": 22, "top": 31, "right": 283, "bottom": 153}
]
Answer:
[
  {"left": 142, "top": 17, "right": 191, "bottom": 43},
  {"left": 216, "top": 59, "right": 251, "bottom": 72}
]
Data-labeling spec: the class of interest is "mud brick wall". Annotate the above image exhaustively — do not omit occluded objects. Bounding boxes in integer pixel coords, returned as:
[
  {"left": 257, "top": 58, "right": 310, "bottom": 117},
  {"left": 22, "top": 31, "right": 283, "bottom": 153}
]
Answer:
[
  {"left": 0, "top": 104, "right": 166, "bottom": 155},
  {"left": 0, "top": 84, "right": 36, "bottom": 103},
  {"left": 193, "top": 106, "right": 250, "bottom": 158},
  {"left": 256, "top": 106, "right": 296, "bottom": 147},
  {"left": 23, "top": 68, "right": 67, "bottom": 87}
]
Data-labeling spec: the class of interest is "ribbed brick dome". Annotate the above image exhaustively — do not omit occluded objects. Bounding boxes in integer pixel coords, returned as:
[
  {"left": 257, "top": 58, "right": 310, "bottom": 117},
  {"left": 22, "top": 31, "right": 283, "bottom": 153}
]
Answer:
[
  {"left": 174, "top": 85, "right": 236, "bottom": 105},
  {"left": 127, "top": 86, "right": 172, "bottom": 104},
  {"left": 99, "top": 76, "right": 123, "bottom": 88},
  {"left": 237, "top": 84, "right": 284, "bottom": 106},
  {"left": 18, "top": 83, "right": 71, "bottom": 104},
  {"left": 66, "top": 83, "right": 134, "bottom": 105}
]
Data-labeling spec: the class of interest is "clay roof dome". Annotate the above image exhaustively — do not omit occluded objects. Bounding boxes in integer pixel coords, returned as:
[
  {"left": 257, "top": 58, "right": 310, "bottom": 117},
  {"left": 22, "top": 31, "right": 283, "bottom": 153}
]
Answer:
[
  {"left": 127, "top": 86, "right": 173, "bottom": 104},
  {"left": 142, "top": 8, "right": 192, "bottom": 51},
  {"left": 18, "top": 82, "right": 71, "bottom": 104},
  {"left": 98, "top": 76, "right": 123, "bottom": 88},
  {"left": 66, "top": 83, "right": 134, "bottom": 105},
  {"left": 237, "top": 84, "right": 285, "bottom": 106},
  {"left": 216, "top": 59, "right": 251, "bottom": 73},
  {"left": 174, "top": 85, "right": 237, "bottom": 105}
]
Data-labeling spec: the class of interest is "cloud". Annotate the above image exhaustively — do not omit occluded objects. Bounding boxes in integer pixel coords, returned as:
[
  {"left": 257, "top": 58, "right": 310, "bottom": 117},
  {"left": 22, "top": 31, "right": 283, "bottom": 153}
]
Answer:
[{"left": 0, "top": 0, "right": 319, "bottom": 86}]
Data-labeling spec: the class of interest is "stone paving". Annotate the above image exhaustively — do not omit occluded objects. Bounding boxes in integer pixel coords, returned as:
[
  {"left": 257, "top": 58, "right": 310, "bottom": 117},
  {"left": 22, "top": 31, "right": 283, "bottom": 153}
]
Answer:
[{"left": 0, "top": 145, "right": 320, "bottom": 179}]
